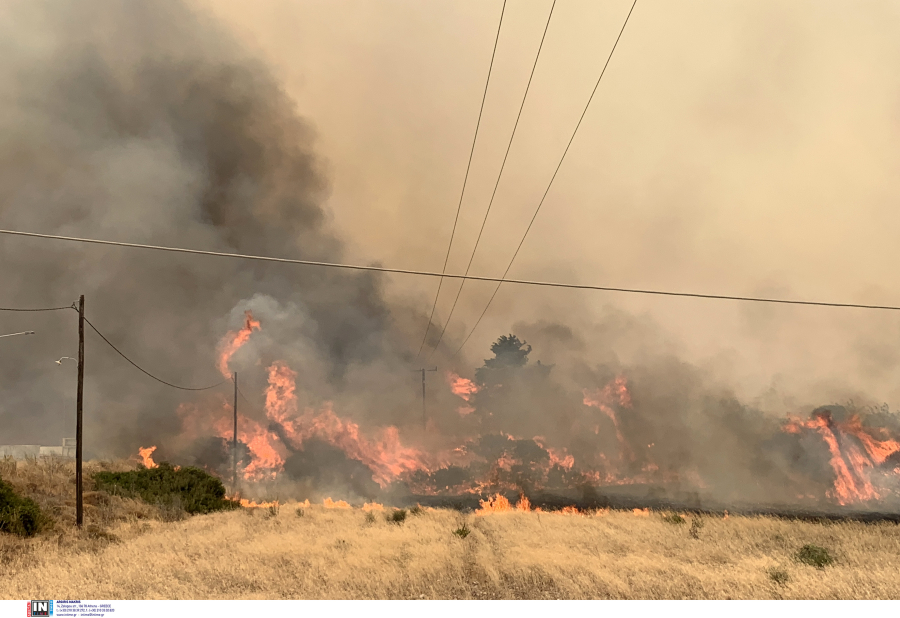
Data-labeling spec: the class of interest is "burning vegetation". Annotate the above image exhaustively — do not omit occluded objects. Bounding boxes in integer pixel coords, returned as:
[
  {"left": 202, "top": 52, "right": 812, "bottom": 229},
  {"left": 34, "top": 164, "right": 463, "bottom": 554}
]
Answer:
[{"left": 142, "top": 318, "right": 900, "bottom": 515}]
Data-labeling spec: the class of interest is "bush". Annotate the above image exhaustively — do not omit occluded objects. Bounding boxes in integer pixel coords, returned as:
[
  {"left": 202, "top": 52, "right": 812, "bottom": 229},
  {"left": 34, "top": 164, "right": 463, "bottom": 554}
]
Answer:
[
  {"left": 364, "top": 511, "right": 377, "bottom": 525},
  {"left": 387, "top": 509, "right": 407, "bottom": 525},
  {"left": 454, "top": 523, "right": 471, "bottom": 538},
  {"left": 767, "top": 568, "right": 790, "bottom": 586},
  {"left": 662, "top": 513, "right": 686, "bottom": 525},
  {"left": 0, "top": 477, "right": 45, "bottom": 537},
  {"left": 410, "top": 505, "right": 424, "bottom": 517},
  {"left": 795, "top": 544, "right": 834, "bottom": 569},
  {"left": 296, "top": 507, "right": 305, "bottom": 518},
  {"left": 93, "top": 463, "right": 239, "bottom": 515}
]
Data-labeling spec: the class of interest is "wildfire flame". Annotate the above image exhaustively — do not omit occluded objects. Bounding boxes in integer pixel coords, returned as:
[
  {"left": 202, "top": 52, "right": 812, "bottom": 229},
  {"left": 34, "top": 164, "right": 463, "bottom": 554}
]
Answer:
[
  {"left": 216, "top": 310, "right": 261, "bottom": 378},
  {"left": 138, "top": 446, "right": 158, "bottom": 469},
  {"left": 783, "top": 410, "right": 900, "bottom": 505}
]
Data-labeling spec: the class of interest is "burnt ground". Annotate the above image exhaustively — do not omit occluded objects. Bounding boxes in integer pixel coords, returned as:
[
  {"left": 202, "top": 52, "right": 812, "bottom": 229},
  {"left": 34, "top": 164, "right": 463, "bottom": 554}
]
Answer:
[{"left": 389, "top": 484, "right": 900, "bottom": 523}]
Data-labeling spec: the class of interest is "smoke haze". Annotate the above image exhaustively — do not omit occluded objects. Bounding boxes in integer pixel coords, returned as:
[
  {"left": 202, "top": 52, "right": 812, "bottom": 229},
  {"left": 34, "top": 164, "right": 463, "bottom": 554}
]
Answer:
[{"left": 2, "top": 0, "right": 900, "bottom": 507}]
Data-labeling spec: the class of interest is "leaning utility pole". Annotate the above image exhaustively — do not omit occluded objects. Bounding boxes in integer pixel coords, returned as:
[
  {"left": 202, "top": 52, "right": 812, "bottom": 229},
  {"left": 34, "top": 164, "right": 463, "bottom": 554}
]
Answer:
[
  {"left": 232, "top": 371, "right": 238, "bottom": 495},
  {"left": 413, "top": 367, "right": 437, "bottom": 428},
  {"left": 76, "top": 294, "right": 84, "bottom": 528}
]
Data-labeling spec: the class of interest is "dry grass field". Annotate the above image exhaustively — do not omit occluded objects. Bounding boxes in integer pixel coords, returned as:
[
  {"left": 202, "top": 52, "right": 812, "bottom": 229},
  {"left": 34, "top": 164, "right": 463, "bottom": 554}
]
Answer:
[{"left": 2, "top": 457, "right": 900, "bottom": 600}]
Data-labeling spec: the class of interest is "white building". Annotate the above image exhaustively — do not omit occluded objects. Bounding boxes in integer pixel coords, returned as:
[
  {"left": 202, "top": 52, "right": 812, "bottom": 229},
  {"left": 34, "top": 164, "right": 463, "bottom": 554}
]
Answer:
[{"left": 0, "top": 438, "right": 76, "bottom": 459}]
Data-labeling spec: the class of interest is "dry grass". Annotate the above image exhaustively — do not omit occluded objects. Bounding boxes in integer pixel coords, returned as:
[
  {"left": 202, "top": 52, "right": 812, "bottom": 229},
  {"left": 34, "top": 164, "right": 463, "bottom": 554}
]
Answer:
[{"left": 2, "top": 457, "right": 900, "bottom": 599}]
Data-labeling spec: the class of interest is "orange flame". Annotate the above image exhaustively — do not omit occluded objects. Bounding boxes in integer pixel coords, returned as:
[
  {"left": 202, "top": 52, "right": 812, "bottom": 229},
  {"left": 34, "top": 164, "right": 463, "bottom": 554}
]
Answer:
[
  {"left": 516, "top": 495, "right": 531, "bottom": 512},
  {"left": 583, "top": 375, "right": 635, "bottom": 462},
  {"left": 476, "top": 494, "right": 511, "bottom": 514},
  {"left": 323, "top": 497, "right": 352, "bottom": 509},
  {"left": 633, "top": 508, "right": 650, "bottom": 517},
  {"left": 447, "top": 371, "right": 479, "bottom": 402},
  {"left": 217, "top": 310, "right": 261, "bottom": 378},
  {"left": 138, "top": 446, "right": 158, "bottom": 469},
  {"left": 780, "top": 411, "right": 898, "bottom": 505}
]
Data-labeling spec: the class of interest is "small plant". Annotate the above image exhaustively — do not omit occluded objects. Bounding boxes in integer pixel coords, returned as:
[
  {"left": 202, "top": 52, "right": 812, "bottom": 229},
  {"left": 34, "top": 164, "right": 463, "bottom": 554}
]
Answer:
[
  {"left": 662, "top": 513, "right": 686, "bottom": 525},
  {"left": 454, "top": 523, "right": 471, "bottom": 538},
  {"left": 267, "top": 502, "right": 280, "bottom": 518},
  {"left": 767, "top": 568, "right": 790, "bottom": 586},
  {"left": 295, "top": 507, "right": 305, "bottom": 518},
  {"left": 410, "top": 505, "right": 424, "bottom": 516},
  {"left": 364, "top": 511, "right": 377, "bottom": 525},
  {"left": 387, "top": 509, "right": 407, "bottom": 525},
  {"left": 796, "top": 544, "right": 834, "bottom": 569},
  {"left": 0, "top": 477, "right": 46, "bottom": 537},
  {"left": 689, "top": 517, "right": 705, "bottom": 539}
]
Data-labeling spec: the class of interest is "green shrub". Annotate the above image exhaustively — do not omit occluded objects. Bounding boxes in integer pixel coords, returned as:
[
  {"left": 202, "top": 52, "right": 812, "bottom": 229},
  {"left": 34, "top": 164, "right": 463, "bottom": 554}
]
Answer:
[
  {"left": 662, "top": 513, "right": 686, "bottom": 525},
  {"left": 795, "top": 544, "right": 834, "bottom": 569},
  {"left": 453, "top": 523, "right": 471, "bottom": 538},
  {"left": 0, "top": 477, "right": 45, "bottom": 537},
  {"left": 93, "top": 463, "right": 239, "bottom": 515},
  {"left": 767, "top": 568, "right": 790, "bottom": 586}
]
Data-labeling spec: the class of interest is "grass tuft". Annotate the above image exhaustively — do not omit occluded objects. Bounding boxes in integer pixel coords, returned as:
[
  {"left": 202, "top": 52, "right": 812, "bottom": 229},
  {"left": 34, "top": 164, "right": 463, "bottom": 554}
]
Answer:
[
  {"left": 795, "top": 544, "right": 834, "bottom": 569},
  {"left": 767, "top": 568, "right": 790, "bottom": 586},
  {"left": 689, "top": 517, "right": 705, "bottom": 539},
  {"left": 387, "top": 509, "right": 407, "bottom": 525},
  {"left": 662, "top": 513, "right": 686, "bottom": 525},
  {"left": 453, "top": 523, "right": 471, "bottom": 538}
]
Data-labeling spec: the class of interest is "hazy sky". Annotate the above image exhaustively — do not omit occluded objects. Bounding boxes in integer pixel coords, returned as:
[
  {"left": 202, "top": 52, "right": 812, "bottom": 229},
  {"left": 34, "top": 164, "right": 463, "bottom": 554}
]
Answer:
[{"left": 199, "top": 0, "right": 900, "bottom": 410}]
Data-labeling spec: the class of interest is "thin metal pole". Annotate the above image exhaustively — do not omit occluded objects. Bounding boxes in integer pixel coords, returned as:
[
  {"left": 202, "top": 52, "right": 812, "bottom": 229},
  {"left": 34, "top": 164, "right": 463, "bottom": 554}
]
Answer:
[
  {"left": 232, "top": 371, "right": 238, "bottom": 495},
  {"left": 421, "top": 369, "right": 426, "bottom": 428},
  {"left": 413, "top": 367, "right": 438, "bottom": 428},
  {"left": 76, "top": 295, "right": 84, "bottom": 528}
]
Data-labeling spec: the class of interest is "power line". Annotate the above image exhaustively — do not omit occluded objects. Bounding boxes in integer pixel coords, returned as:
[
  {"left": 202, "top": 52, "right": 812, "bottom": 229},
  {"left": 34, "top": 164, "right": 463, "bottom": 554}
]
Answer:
[
  {"left": 4, "top": 229, "right": 900, "bottom": 313},
  {"left": 450, "top": 0, "right": 640, "bottom": 359},
  {"left": 416, "top": 0, "right": 508, "bottom": 360},
  {"left": 426, "top": 0, "right": 557, "bottom": 361},
  {"left": 0, "top": 303, "right": 76, "bottom": 312},
  {"left": 235, "top": 381, "right": 261, "bottom": 413},
  {"left": 83, "top": 315, "right": 231, "bottom": 391}
]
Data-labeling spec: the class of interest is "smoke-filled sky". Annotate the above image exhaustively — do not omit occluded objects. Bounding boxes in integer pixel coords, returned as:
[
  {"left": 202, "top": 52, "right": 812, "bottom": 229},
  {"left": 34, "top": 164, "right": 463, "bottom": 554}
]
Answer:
[
  {"left": 2, "top": 0, "right": 900, "bottom": 462},
  {"left": 203, "top": 0, "right": 900, "bottom": 407}
]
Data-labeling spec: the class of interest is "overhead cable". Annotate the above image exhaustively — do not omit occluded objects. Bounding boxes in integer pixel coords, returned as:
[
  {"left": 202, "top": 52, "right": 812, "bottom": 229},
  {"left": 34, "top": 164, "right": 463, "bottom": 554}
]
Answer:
[
  {"left": 83, "top": 315, "right": 231, "bottom": 391},
  {"left": 416, "top": 0, "right": 508, "bottom": 360},
  {"left": 450, "top": 0, "right": 640, "bottom": 358},
  {"left": 427, "top": 0, "right": 557, "bottom": 360},
  {"left": 2, "top": 229, "right": 900, "bottom": 314}
]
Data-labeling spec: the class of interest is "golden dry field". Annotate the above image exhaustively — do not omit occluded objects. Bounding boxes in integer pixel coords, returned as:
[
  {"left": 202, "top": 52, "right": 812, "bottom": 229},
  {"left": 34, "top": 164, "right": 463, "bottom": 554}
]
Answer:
[{"left": 2, "top": 457, "right": 900, "bottom": 600}]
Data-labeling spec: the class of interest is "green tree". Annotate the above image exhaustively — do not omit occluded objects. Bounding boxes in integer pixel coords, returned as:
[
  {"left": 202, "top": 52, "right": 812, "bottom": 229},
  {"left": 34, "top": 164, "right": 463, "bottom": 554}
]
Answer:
[{"left": 475, "top": 334, "right": 532, "bottom": 385}]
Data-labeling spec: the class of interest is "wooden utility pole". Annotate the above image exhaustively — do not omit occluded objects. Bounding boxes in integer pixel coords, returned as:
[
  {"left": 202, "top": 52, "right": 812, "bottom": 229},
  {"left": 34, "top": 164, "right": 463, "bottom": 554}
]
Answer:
[
  {"left": 76, "top": 294, "right": 84, "bottom": 528},
  {"left": 232, "top": 371, "right": 238, "bottom": 495},
  {"left": 413, "top": 367, "right": 437, "bottom": 428}
]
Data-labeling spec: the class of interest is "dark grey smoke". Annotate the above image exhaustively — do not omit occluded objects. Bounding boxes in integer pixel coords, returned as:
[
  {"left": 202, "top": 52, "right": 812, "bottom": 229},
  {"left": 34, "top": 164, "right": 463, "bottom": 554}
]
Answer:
[{"left": 0, "top": 0, "right": 419, "bottom": 453}]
